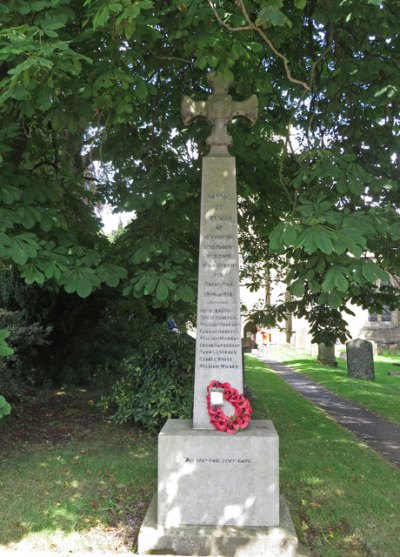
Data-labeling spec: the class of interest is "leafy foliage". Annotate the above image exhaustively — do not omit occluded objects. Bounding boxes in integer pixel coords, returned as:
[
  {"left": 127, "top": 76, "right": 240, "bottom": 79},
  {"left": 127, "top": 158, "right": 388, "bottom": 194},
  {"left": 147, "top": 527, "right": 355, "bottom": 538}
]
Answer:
[
  {"left": 1, "top": 0, "right": 400, "bottom": 384},
  {"left": 0, "top": 308, "right": 52, "bottom": 398},
  {"left": 0, "top": 266, "right": 148, "bottom": 390},
  {"left": 0, "top": 329, "right": 13, "bottom": 357},
  {"left": 101, "top": 327, "right": 195, "bottom": 431},
  {"left": 0, "top": 394, "right": 11, "bottom": 420}
]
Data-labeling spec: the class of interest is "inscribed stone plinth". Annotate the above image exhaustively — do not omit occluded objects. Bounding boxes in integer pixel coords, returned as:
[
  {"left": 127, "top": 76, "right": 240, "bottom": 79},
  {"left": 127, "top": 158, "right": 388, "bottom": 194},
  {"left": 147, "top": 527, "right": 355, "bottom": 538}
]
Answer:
[
  {"left": 346, "top": 338, "right": 375, "bottom": 380},
  {"left": 157, "top": 419, "right": 279, "bottom": 527}
]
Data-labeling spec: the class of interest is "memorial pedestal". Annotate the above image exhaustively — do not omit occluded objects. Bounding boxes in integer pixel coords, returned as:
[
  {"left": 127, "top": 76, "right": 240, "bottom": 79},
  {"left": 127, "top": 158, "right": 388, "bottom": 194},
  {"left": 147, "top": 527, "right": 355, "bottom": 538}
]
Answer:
[
  {"left": 158, "top": 419, "right": 279, "bottom": 527},
  {"left": 137, "top": 419, "right": 298, "bottom": 556}
]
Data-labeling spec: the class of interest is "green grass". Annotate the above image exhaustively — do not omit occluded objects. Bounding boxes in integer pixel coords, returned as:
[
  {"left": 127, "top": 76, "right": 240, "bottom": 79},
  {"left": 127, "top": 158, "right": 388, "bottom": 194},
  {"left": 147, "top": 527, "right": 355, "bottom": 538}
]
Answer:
[
  {"left": 0, "top": 425, "right": 157, "bottom": 552},
  {"left": 1, "top": 370, "right": 399, "bottom": 556},
  {"left": 246, "top": 355, "right": 400, "bottom": 557},
  {"left": 267, "top": 345, "right": 400, "bottom": 426}
]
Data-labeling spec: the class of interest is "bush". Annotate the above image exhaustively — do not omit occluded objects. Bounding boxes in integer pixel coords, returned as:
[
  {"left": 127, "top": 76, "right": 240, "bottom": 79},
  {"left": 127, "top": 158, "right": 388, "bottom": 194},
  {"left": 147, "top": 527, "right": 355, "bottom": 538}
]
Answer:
[
  {"left": 0, "top": 311, "right": 52, "bottom": 398},
  {"left": 101, "top": 326, "right": 195, "bottom": 432}
]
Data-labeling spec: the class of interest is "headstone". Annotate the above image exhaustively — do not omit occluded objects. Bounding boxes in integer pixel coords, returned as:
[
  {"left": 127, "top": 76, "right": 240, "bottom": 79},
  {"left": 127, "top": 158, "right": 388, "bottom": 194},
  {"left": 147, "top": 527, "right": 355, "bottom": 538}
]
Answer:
[
  {"left": 317, "top": 343, "right": 337, "bottom": 367},
  {"left": 138, "top": 73, "right": 298, "bottom": 556},
  {"left": 346, "top": 338, "right": 375, "bottom": 380}
]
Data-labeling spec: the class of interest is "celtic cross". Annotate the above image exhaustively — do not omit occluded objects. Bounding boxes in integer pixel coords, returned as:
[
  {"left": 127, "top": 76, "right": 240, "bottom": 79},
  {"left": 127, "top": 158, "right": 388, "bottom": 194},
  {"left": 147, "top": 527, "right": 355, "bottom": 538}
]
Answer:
[{"left": 181, "top": 72, "right": 258, "bottom": 156}]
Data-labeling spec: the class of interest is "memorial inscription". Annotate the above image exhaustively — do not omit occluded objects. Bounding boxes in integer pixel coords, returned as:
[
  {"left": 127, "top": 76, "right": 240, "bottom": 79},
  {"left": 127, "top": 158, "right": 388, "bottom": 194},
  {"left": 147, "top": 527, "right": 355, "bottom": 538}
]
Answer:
[
  {"left": 184, "top": 457, "right": 252, "bottom": 464},
  {"left": 193, "top": 157, "right": 244, "bottom": 426}
]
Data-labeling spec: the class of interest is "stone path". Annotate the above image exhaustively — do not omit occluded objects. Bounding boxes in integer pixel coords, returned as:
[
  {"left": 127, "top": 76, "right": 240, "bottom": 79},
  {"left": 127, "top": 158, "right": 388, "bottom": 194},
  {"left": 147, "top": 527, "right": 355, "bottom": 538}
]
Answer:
[{"left": 258, "top": 356, "right": 400, "bottom": 467}]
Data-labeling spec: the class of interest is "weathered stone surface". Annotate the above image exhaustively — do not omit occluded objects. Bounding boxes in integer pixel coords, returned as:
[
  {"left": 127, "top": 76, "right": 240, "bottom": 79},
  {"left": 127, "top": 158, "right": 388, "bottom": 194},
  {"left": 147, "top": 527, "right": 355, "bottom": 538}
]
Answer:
[
  {"left": 157, "top": 419, "right": 279, "bottom": 527},
  {"left": 346, "top": 338, "right": 375, "bottom": 380},
  {"left": 139, "top": 494, "right": 297, "bottom": 557},
  {"left": 181, "top": 72, "right": 257, "bottom": 157},
  {"left": 317, "top": 343, "right": 337, "bottom": 367},
  {"left": 193, "top": 156, "right": 243, "bottom": 429}
]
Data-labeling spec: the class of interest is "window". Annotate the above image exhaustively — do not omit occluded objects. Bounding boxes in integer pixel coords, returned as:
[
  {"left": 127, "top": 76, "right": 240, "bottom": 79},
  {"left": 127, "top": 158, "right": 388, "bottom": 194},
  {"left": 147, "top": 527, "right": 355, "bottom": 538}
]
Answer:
[{"left": 381, "top": 305, "right": 392, "bottom": 322}]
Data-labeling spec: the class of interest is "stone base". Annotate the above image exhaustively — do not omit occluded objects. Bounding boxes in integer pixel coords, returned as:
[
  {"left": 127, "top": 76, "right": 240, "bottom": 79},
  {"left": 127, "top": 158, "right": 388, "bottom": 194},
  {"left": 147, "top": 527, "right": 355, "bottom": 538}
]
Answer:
[
  {"left": 157, "top": 419, "right": 279, "bottom": 527},
  {"left": 138, "top": 494, "right": 298, "bottom": 557}
]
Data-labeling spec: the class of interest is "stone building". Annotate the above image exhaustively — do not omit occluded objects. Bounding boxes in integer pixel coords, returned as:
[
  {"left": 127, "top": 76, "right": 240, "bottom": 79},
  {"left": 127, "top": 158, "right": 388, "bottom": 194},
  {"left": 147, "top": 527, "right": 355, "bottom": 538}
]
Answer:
[{"left": 240, "top": 275, "right": 400, "bottom": 354}]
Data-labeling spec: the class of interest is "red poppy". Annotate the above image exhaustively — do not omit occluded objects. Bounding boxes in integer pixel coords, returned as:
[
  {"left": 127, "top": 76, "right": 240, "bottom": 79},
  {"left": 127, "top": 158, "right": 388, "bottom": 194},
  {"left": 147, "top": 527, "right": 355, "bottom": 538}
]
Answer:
[{"left": 206, "top": 379, "right": 252, "bottom": 434}]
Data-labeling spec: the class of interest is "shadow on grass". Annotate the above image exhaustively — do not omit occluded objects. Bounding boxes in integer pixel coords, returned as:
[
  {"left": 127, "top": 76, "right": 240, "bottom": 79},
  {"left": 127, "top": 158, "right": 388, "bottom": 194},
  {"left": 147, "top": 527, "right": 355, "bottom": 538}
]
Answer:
[{"left": 0, "top": 430, "right": 157, "bottom": 551}]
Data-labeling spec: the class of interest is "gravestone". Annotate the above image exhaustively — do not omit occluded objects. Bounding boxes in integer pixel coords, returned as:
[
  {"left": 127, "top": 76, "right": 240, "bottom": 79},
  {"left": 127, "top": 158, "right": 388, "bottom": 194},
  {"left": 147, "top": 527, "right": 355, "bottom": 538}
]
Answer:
[
  {"left": 346, "top": 338, "right": 375, "bottom": 380},
  {"left": 317, "top": 343, "right": 337, "bottom": 367},
  {"left": 138, "top": 73, "right": 298, "bottom": 556}
]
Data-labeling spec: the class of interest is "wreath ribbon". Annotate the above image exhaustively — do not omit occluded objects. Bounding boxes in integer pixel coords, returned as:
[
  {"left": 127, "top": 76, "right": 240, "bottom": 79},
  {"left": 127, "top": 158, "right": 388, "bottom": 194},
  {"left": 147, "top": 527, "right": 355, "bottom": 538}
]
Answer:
[{"left": 206, "top": 379, "right": 252, "bottom": 434}]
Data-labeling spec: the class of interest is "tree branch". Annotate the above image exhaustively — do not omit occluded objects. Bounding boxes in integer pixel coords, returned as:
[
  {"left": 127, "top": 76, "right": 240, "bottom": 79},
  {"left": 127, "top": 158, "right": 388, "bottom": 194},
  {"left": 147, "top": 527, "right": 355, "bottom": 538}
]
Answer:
[{"left": 208, "top": 0, "right": 310, "bottom": 91}]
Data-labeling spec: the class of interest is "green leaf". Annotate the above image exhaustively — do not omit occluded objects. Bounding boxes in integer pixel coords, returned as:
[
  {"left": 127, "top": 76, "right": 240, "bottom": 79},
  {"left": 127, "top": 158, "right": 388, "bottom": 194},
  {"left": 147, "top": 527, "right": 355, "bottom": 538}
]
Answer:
[
  {"left": 294, "top": 0, "right": 307, "bottom": 8},
  {"left": 135, "top": 79, "right": 147, "bottom": 100},
  {"left": 133, "top": 271, "right": 150, "bottom": 293},
  {"left": 43, "top": 262, "right": 59, "bottom": 279},
  {"left": 282, "top": 223, "right": 298, "bottom": 245},
  {"left": 334, "top": 269, "right": 349, "bottom": 292},
  {"left": 143, "top": 273, "right": 158, "bottom": 295},
  {"left": 328, "top": 290, "right": 342, "bottom": 308},
  {"left": 63, "top": 268, "right": 94, "bottom": 298},
  {"left": 21, "top": 263, "right": 45, "bottom": 285},
  {"left": 176, "top": 284, "right": 195, "bottom": 303},
  {"left": 289, "top": 278, "right": 305, "bottom": 297},
  {"left": 314, "top": 227, "right": 335, "bottom": 255},
  {"left": 297, "top": 228, "right": 317, "bottom": 254},
  {"left": 361, "top": 261, "right": 388, "bottom": 284},
  {"left": 0, "top": 185, "right": 21, "bottom": 204},
  {"left": 256, "top": 4, "right": 292, "bottom": 28},
  {"left": 0, "top": 395, "right": 12, "bottom": 419},
  {"left": 101, "top": 264, "right": 127, "bottom": 287},
  {"left": 269, "top": 222, "right": 285, "bottom": 251},
  {"left": 0, "top": 329, "right": 14, "bottom": 357},
  {"left": 321, "top": 268, "right": 336, "bottom": 292},
  {"left": 156, "top": 279, "right": 169, "bottom": 302},
  {"left": 8, "top": 236, "right": 38, "bottom": 265},
  {"left": 93, "top": 6, "right": 110, "bottom": 29}
]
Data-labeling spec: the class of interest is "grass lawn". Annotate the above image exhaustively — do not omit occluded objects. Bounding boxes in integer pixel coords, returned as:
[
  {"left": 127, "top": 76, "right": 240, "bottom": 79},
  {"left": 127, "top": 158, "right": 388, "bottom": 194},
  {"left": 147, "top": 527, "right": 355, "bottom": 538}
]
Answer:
[
  {"left": 246, "top": 355, "right": 400, "bottom": 557},
  {"left": 267, "top": 344, "right": 400, "bottom": 426},
  {"left": 0, "top": 390, "right": 157, "bottom": 553},
  {"left": 1, "top": 368, "right": 399, "bottom": 556}
]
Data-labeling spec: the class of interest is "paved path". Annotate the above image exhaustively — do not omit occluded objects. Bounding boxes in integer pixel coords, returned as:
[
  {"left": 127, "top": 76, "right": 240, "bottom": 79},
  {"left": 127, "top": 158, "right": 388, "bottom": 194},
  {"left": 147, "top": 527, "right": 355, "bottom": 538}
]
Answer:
[{"left": 258, "top": 356, "right": 400, "bottom": 467}]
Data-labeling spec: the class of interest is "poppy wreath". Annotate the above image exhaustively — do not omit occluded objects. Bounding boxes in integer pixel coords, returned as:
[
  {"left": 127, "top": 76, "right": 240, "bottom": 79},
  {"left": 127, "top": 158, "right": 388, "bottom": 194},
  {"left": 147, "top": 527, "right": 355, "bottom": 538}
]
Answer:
[{"left": 206, "top": 380, "right": 252, "bottom": 434}]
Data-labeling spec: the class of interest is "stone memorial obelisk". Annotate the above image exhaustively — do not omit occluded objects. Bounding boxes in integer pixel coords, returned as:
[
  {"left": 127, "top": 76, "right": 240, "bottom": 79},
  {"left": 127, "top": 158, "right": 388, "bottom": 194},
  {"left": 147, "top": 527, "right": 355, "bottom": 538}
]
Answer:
[
  {"left": 138, "top": 74, "right": 298, "bottom": 557},
  {"left": 182, "top": 73, "right": 257, "bottom": 429}
]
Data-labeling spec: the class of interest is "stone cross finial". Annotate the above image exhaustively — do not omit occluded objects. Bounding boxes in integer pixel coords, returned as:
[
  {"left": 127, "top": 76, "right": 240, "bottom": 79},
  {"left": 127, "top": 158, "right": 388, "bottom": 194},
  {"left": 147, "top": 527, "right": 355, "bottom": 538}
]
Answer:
[{"left": 181, "top": 72, "right": 258, "bottom": 156}]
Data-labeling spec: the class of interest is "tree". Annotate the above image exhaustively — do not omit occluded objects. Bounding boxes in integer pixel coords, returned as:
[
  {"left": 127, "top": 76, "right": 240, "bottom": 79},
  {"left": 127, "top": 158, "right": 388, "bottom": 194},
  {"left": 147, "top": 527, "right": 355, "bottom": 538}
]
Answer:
[{"left": 1, "top": 0, "right": 399, "bottom": 350}]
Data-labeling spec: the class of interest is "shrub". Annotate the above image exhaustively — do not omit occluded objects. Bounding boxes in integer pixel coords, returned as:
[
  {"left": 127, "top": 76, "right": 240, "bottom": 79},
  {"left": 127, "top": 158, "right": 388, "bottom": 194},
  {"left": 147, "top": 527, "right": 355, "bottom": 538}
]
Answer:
[
  {"left": 101, "top": 326, "right": 195, "bottom": 432},
  {"left": 0, "top": 310, "right": 52, "bottom": 398}
]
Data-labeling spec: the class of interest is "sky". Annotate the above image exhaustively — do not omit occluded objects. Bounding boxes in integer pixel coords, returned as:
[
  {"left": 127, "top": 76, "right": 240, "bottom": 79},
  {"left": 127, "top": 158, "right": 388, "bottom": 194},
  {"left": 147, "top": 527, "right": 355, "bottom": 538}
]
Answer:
[{"left": 100, "top": 205, "right": 134, "bottom": 234}]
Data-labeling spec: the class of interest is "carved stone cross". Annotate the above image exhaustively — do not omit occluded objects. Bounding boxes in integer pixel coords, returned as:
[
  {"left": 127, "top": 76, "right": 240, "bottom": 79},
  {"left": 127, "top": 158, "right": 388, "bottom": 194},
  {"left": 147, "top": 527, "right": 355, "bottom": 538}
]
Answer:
[{"left": 181, "top": 72, "right": 258, "bottom": 156}]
